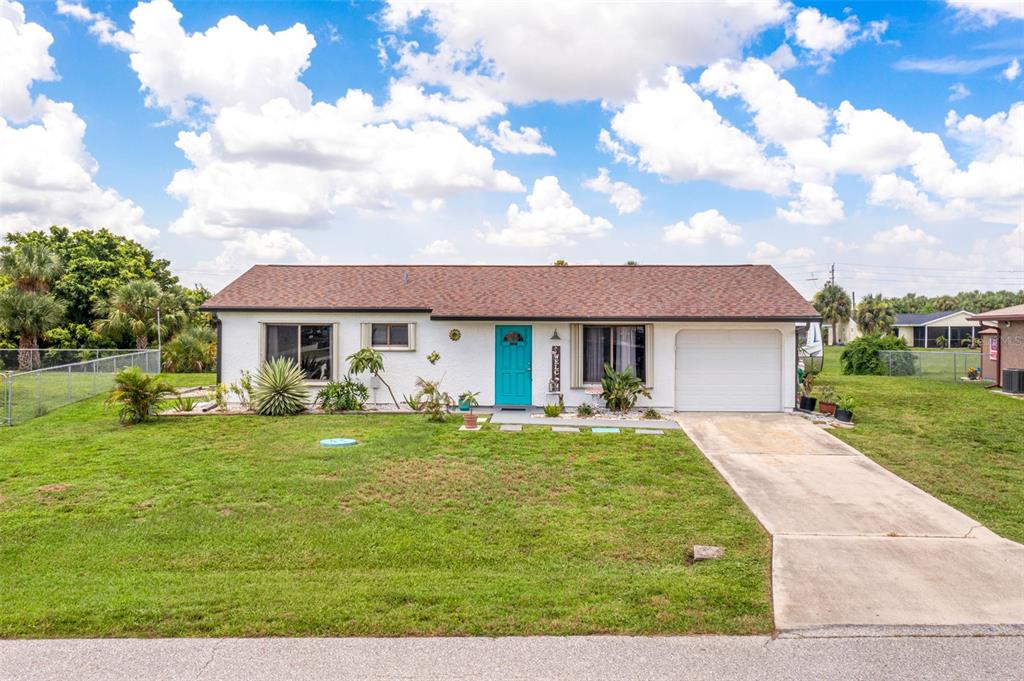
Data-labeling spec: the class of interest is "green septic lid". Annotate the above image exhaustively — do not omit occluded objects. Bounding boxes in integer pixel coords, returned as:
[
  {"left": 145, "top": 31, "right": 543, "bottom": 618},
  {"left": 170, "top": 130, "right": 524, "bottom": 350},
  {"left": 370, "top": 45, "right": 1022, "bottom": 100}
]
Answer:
[{"left": 320, "top": 438, "right": 357, "bottom": 447}]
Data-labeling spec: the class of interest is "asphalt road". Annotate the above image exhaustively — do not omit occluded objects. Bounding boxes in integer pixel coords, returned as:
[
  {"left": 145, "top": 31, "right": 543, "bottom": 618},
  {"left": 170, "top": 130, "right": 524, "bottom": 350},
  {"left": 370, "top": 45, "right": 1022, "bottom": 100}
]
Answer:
[{"left": 2, "top": 635, "right": 1023, "bottom": 681}]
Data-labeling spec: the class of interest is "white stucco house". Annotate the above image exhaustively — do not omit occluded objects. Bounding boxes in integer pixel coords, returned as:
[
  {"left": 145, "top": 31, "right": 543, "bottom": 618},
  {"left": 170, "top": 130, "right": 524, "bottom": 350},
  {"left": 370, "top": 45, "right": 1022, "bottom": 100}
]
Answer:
[
  {"left": 892, "top": 310, "right": 980, "bottom": 348},
  {"left": 201, "top": 264, "right": 820, "bottom": 412}
]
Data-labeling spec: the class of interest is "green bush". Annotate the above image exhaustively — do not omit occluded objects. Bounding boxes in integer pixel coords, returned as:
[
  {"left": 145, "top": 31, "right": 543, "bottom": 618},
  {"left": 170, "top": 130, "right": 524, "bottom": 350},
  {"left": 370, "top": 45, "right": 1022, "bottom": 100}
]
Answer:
[
  {"left": 641, "top": 408, "right": 660, "bottom": 420},
  {"left": 251, "top": 357, "right": 308, "bottom": 416},
  {"left": 575, "top": 403, "right": 595, "bottom": 417},
  {"left": 840, "top": 334, "right": 911, "bottom": 375},
  {"left": 406, "top": 376, "right": 453, "bottom": 422},
  {"left": 316, "top": 376, "right": 369, "bottom": 412},
  {"left": 601, "top": 363, "right": 651, "bottom": 412},
  {"left": 543, "top": 403, "right": 562, "bottom": 417},
  {"left": 105, "top": 366, "right": 176, "bottom": 425}
]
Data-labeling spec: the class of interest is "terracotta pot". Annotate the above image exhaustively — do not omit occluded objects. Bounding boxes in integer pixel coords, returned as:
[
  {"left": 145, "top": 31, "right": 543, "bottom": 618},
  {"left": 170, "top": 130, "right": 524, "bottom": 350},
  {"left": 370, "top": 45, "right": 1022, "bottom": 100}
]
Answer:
[
  {"left": 463, "top": 413, "right": 478, "bottom": 429},
  {"left": 819, "top": 401, "right": 837, "bottom": 416}
]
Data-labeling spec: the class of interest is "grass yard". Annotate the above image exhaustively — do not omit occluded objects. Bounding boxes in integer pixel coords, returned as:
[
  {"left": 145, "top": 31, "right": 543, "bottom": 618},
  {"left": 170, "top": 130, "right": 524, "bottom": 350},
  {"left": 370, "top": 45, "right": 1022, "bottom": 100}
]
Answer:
[
  {"left": 818, "top": 348, "right": 1024, "bottom": 543},
  {"left": 0, "top": 373, "right": 771, "bottom": 638}
]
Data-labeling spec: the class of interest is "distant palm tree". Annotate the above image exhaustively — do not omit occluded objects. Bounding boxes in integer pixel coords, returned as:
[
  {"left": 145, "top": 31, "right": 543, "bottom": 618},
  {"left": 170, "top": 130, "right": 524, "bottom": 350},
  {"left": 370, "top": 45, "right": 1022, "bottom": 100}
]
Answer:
[
  {"left": 94, "top": 280, "right": 187, "bottom": 350},
  {"left": 855, "top": 294, "right": 896, "bottom": 335},
  {"left": 0, "top": 242, "right": 65, "bottom": 369},
  {"left": 0, "top": 289, "right": 65, "bottom": 370},
  {"left": 0, "top": 242, "right": 63, "bottom": 293},
  {"left": 812, "top": 283, "right": 852, "bottom": 346}
]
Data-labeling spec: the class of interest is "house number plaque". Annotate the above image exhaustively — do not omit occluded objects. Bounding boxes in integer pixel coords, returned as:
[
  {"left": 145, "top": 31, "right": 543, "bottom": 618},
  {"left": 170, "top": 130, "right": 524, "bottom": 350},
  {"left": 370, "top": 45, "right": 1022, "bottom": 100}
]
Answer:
[{"left": 549, "top": 345, "right": 561, "bottom": 392}]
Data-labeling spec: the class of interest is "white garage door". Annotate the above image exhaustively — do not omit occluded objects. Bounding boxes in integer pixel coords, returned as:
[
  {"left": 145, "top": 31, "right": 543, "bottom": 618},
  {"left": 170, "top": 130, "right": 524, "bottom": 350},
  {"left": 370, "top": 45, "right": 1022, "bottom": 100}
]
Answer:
[{"left": 675, "top": 330, "right": 782, "bottom": 412}]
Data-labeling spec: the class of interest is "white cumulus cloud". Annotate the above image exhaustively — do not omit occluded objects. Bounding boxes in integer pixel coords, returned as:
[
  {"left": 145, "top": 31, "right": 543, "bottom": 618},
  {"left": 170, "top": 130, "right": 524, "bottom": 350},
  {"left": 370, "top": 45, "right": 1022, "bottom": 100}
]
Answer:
[
  {"left": 865, "top": 224, "right": 941, "bottom": 253},
  {"left": 1004, "top": 58, "right": 1021, "bottom": 81},
  {"left": 777, "top": 183, "right": 845, "bottom": 225},
  {"left": 582, "top": 168, "right": 643, "bottom": 215},
  {"left": 605, "top": 67, "right": 792, "bottom": 194},
  {"left": 663, "top": 209, "right": 743, "bottom": 246},
  {"left": 947, "top": 0, "right": 1024, "bottom": 25},
  {"left": 419, "top": 239, "right": 457, "bottom": 256},
  {"left": 0, "top": 0, "right": 56, "bottom": 122},
  {"left": 476, "top": 120, "right": 555, "bottom": 155},
  {"left": 479, "top": 176, "right": 612, "bottom": 248},
  {"left": 382, "top": 0, "right": 789, "bottom": 104}
]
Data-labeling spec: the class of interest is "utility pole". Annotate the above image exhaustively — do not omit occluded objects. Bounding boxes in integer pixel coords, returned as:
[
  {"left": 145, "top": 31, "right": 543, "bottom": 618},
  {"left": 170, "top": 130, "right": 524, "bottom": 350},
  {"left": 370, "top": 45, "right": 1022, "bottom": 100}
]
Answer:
[{"left": 829, "top": 263, "right": 836, "bottom": 286}]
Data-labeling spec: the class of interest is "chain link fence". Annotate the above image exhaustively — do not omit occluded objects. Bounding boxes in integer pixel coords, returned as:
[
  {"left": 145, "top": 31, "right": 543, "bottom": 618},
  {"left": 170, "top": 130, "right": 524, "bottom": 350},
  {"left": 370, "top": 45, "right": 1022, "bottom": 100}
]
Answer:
[
  {"left": 1, "top": 349, "right": 160, "bottom": 426},
  {"left": 0, "top": 348, "right": 144, "bottom": 372},
  {"left": 878, "top": 350, "right": 987, "bottom": 383}
]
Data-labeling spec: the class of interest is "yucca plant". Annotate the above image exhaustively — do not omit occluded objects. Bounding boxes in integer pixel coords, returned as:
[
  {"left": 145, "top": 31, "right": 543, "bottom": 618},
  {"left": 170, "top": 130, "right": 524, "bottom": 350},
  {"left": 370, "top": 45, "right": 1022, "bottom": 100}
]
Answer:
[
  {"left": 251, "top": 357, "right": 308, "bottom": 416},
  {"left": 600, "top": 363, "right": 651, "bottom": 413},
  {"left": 105, "top": 366, "right": 176, "bottom": 425}
]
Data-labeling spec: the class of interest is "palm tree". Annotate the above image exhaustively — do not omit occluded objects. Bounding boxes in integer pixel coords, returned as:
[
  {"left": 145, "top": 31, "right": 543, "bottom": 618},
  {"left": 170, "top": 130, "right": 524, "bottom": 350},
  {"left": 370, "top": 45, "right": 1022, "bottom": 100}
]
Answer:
[
  {"left": 162, "top": 325, "right": 216, "bottom": 372},
  {"left": 855, "top": 294, "right": 896, "bottom": 335},
  {"left": 0, "top": 289, "right": 65, "bottom": 370},
  {"left": 0, "top": 242, "right": 65, "bottom": 369},
  {"left": 347, "top": 348, "right": 399, "bottom": 408},
  {"left": 94, "top": 280, "right": 187, "bottom": 349},
  {"left": 0, "top": 242, "right": 63, "bottom": 293},
  {"left": 812, "top": 283, "right": 852, "bottom": 346}
]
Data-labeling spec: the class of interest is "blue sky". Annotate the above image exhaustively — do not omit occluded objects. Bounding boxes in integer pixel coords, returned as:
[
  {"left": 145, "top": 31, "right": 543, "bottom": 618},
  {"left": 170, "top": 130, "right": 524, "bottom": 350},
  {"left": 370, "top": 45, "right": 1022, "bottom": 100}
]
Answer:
[{"left": 2, "top": 0, "right": 1022, "bottom": 297}]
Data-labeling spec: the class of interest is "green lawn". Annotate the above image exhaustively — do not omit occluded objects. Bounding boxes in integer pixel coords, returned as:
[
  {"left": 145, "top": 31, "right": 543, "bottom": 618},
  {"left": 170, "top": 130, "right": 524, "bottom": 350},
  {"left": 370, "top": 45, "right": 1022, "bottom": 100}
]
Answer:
[
  {"left": 818, "top": 348, "right": 1024, "bottom": 543},
  {"left": 0, "top": 374, "right": 770, "bottom": 638}
]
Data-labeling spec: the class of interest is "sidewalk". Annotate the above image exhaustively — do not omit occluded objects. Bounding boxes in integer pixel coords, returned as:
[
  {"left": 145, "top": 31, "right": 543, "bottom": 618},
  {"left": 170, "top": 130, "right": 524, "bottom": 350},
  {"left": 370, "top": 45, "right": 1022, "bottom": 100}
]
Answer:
[{"left": 1, "top": 635, "right": 1022, "bottom": 681}]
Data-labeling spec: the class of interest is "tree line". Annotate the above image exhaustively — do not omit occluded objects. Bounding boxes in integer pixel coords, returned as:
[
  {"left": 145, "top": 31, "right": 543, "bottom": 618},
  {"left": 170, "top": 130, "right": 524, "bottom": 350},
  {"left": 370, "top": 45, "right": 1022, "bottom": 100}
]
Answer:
[
  {"left": 0, "top": 227, "right": 215, "bottom": 372},
  {"left": 812, "top": 282, "right": 1024, "bottom": 342}
]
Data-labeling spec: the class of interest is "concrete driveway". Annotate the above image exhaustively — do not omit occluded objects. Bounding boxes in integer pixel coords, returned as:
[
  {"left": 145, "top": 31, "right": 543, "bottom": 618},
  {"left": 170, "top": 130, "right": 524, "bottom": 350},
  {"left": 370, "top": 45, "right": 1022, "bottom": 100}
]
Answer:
[{"left": 675, "top": 413, "right": 1024, "bottom": 633}]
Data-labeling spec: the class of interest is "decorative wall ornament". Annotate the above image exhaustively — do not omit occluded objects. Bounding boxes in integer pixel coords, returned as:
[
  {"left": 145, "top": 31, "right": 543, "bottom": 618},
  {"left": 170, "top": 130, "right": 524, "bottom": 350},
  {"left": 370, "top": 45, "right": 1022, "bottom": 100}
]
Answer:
[
  {"left": 427, "top": 351, "right": 441, "bottom": 365},
  {"left": 549, "top": 345, "right": 562, "bottom": 393},
  {"left": 448, "top": 329, "right": 461, "bottom": 341}
]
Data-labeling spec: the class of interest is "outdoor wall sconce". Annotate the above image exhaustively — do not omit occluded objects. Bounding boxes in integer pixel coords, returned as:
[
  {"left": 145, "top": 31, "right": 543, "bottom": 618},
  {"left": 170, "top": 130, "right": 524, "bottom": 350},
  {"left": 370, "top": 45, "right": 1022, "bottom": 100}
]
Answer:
[{"left": 550, "top": 329, "right": 561, "bottom": 341}]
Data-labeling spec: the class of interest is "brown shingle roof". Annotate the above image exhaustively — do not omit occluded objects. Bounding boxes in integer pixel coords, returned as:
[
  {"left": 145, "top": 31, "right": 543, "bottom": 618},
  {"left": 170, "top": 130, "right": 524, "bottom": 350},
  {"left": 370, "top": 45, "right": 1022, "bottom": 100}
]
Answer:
[
  {"left": 968, "top": 304, "right": 1024, "bottom": 321},
  {"left": 202, "top": 264, "right": 819, "bottom": 321}
]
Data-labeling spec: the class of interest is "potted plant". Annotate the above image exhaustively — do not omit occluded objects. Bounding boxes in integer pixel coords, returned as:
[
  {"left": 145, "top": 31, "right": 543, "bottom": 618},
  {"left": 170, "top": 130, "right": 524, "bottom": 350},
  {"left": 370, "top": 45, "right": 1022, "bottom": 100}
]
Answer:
[
  {"left": 458, "top": 390, "right": 479, "bottom": 412},
  {"left": 458, "top": 390, "right": 480, "bottom": 427},
  {"left": 835, "top": 396, "right": 855, "bottom": 423},
  {"left": 817, "top": 384, "right": 837, "bottom": 416},
  {"left": 799, "top": 368, "right": 819, "bottom": 411}
]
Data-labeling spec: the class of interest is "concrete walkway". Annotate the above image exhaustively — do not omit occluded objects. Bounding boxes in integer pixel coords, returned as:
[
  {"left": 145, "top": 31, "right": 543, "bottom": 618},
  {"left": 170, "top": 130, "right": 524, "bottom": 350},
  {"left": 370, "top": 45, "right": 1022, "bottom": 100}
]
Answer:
[
  {"left": 1, "top": 635, "right": 1022, "bottom": 681},
  {"left": 675, "top": 413, "right": 1024, "bottom": 632},
  {"left": 490, "top": 408, "right": 680, "bottom": 430}
]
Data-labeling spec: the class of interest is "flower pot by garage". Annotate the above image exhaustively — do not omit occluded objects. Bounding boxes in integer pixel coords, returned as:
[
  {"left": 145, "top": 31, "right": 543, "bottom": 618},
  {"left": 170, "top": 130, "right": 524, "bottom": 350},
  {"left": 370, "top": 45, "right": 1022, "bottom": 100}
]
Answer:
[
  {"left": 834, "top": 409, "right": 853, "bottom": 423},
  {"left": 819, "top": 401, "right": 836, "bottom": 416},
  {"left": 799, "top": 395, "right": 817, "bottom": 411},
  {"left": 463, "top": 413, "right": 478, "bottom": 429}
]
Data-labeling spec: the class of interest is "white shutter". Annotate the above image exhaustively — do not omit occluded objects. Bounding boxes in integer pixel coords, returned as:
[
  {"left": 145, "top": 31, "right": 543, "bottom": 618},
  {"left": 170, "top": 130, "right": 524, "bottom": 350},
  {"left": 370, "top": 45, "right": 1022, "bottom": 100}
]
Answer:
[
  {"left": 645, "top": 323, "right": 654, "bottom": 388},
  {"left": 407, "top": 323, "right": 417, "bottom": 351},
  {"left": 570, "top": 323, "right": 583, "bottom": 388},
  {"left": 360, "top": 323, "right": 371, "bottom": 349}
]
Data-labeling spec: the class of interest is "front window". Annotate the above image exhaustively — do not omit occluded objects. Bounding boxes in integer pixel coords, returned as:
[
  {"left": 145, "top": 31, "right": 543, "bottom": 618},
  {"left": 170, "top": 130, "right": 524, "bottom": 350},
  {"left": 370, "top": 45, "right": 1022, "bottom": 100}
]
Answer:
[
  {"left": 583, "top": 325, "right": 646, "bottom": 383},
  {"left": 371, "top": 323, "right": 410, "bottom": 348},
  {"left": 265, "top": 324, "right": 332, "bottom": 380}
]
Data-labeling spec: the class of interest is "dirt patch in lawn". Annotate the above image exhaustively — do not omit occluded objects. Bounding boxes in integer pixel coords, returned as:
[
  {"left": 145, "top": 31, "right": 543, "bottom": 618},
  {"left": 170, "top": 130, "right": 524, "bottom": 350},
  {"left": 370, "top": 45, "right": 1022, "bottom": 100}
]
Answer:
[{"left": 342, "top": 455, "right": 570, "bottom": 512}]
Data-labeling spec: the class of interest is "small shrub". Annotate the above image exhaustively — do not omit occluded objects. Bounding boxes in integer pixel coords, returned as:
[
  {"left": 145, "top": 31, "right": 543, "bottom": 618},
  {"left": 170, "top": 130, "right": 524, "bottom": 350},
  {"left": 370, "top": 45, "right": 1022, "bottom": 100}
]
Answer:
[
  {"left": 817, "top": 384, "right": 837, "bottom": 403},
  {"left": 601, "top": 363, "right": 651, "bottom": 413},
  {"left": 935, "top": 335, "right": 947, "bottom": 349},
  {"left": 837, "top": 395, "right": 856, "bottom": 412},
  {"left": 543, "top": 403, "right": 562, "bottom": 417},
  {"left": 575, "top": 402, "right": 595, "bottom": 417},
  {"left": 840, "top": 334, "right": 911, "bottom": 375},
  {"left": 641, "top": 408, "right": 660, "bottom": 420},
  {"left": 316, "top": 376, "right": 369, "bottom": 412},
  {"left": 409, "top": 376, "right": 453, "bottom": 422},
  {"left": 105, "top": 366, "right": 176, "bottom": 425},
  {"left": 173, "top": 395, "right": 197, "bottom": 413},
  {"left": 251, "top": 357, "right": 308, "bottom": 416},
  {"left": 213, "top": 383, "right": 229, "bottom": 412},
  {"left": 229, "top": 371, "right": 252, "bottom": 408}
]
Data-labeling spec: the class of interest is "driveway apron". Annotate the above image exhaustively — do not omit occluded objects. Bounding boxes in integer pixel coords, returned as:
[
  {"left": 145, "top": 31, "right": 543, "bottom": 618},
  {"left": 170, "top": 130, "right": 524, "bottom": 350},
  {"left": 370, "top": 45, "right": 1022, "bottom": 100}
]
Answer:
[{"left": 675, "top": 413, "right": 1024, "bottom": 632}]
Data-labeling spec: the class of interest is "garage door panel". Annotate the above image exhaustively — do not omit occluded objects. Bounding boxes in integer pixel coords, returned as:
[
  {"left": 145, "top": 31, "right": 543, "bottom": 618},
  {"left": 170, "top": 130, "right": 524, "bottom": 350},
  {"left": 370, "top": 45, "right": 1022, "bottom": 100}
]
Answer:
[{"left": 675, "top": 330, "right": 782, "bottom": 412}]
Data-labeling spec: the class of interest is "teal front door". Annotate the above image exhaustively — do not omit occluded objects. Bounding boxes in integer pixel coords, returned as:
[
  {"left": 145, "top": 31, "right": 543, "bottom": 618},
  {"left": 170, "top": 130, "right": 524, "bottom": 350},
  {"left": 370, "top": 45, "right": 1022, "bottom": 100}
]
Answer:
[{"left": 495, "top": 325, "right": 532, "bottom": 405}]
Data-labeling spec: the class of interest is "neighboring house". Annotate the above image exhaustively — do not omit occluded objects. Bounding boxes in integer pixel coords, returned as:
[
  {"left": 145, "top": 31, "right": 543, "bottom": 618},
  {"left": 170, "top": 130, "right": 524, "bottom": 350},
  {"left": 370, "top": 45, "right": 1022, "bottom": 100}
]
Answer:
[
  {"left": 201, "top": 264, "right": 820, "bottom": 412},
  {"left": 822, "top": 318, "right": 859, "bottom": 345},
  {"left": 892, "top": 310, "right": 980, "bottom": 348},
  {"left": 969, "top": 305, "right": 1024, "bottom": 389}
]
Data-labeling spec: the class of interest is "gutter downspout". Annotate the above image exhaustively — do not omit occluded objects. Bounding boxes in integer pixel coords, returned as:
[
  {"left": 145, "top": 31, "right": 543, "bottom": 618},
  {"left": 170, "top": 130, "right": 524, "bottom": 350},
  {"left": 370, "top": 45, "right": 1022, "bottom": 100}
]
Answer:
[{"left": 214, "top": 314, "right": 223, "bottom": 385}]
